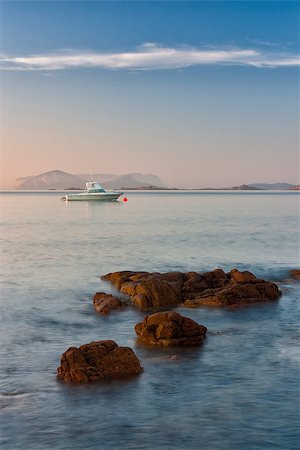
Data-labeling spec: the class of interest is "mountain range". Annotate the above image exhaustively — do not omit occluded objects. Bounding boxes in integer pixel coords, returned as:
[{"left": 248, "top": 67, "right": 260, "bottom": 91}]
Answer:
[
  {"left": 76, "top": 173, "right": 166, "bottom": 189},
  {"left": 14, "top": 170, "right": 299, "bottom": 190},
  {"left": 15, "top": 170, "right": 166, "bottom": 190},
  {"left": 248, "top": 183, "right": 296, "bottom": 190},
  {"left": 229, "top": 183, "right": 298, "bottom": 190}
]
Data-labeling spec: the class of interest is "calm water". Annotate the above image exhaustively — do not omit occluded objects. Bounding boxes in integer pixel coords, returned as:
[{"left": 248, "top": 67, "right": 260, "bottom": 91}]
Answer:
[{"left": 1, "top": 191, "right": 299, "bottom": 450}]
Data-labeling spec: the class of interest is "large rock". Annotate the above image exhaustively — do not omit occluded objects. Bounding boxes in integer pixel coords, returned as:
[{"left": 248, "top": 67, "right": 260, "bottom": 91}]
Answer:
[
  {"left": 183, "top": 269, "right": 280, "bottom": 307},
  {"left": 93, "top": 292, "right": 123, "bottom": 315},
  {"left": 57, "top": 340, "right": 143, "bottom": 383},
  {"left": 102, "top": 271, "right": 184, "bottom": 309},
  {"left": 102, "top": 268, "right": 280, "bottom": 308},
  {"left": 135, "top": 311, "right": 207, "bottom": 346}
]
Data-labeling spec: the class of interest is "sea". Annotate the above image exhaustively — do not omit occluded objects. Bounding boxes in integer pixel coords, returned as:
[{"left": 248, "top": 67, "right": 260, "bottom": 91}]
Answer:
[{"left": 0, "top": 190, "right": 299, "bottom": 450}]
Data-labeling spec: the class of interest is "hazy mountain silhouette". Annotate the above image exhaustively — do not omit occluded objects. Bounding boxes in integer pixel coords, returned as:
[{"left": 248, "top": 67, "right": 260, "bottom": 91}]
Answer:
[
  {"left": 15, "top": 170, "right": 165, "bottom": 190},
  {"left": 15, "top": 170, "right": 85, "bottom": 190},
  {"left": 77, "top": 172, "right": 165, "bottom": 187},
  {"left": 249, "top": 183, "right": 295, "bottom": 190}
]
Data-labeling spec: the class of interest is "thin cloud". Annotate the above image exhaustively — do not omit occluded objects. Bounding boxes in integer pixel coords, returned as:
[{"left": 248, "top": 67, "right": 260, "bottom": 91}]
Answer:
[{"left": 0, "top": 43, "right": 299, "bottom": 70}]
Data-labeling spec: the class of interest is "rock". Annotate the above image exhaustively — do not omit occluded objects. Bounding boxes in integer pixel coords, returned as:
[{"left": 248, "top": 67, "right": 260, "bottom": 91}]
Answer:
[
  {"left": 182, "top": 269, "right": 229, "bottom": 300},
  {"left": 102, "top": 268, "right": 281, "bottom": 309},
  {"left": 93, "top": 292, "right": 123, "bottom": 314},
  {"left": 102, "top": 271, "right": 184, "bottom": 308},
  {"left": 57, "top": 340, "right": 143, "bottom": 383},
  {"left": 290, "top": 269, "right": 300, "bottom": 280},
  {"left": 101, "top": 271, "right": 147, "bottom": 290},
  {"left": 183, "top": 273, "right": 280, "bottom": 307},
  {"left": 230, "top": 268, "right": 258, "bottom": 284},
  {"left": 133, "top": 275, "right": 183, "bottom": 308},
  {"left": 135, "top": 311, "right": 207, "bottom": 346}
]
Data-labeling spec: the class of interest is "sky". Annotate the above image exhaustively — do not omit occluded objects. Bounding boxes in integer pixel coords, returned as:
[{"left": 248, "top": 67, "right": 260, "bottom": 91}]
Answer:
[{"left": 0, "top": 0, "right": 299, "bottom": 188}]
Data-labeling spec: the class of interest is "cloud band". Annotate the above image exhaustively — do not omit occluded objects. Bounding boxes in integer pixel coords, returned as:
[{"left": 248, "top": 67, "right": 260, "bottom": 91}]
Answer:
[{"left": 1, "top": 43, "right": 299, "bottom": 70}]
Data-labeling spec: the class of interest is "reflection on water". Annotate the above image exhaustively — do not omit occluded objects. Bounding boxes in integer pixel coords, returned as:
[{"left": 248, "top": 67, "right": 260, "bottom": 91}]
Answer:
[{"left": 0, "top": 192, "right": 299, "bottom": 449}]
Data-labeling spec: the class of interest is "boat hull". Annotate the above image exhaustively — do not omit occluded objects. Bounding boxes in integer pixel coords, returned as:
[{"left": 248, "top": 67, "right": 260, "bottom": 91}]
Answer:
[{"left": 62, "top": 193, "right": 122, "bottom": 201}]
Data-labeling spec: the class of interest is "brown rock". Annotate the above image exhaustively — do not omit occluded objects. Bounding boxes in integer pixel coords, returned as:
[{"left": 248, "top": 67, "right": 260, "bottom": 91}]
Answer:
[
  {"left": 102, "top": 268, "right": 281, "bottom": 309},
  {"left": 183, "top": 273, "right": 281, "bottom": 307},
  {"left": 202, "top": 268, "right": 229, "bottom": 288},
  {"left": 290, "top": 269, "right": 300, "bottom": 280},
  {"left": 93, "top": 292, "right": 123, "bottom": 315},
  {"left": 230, "top": 268, "right": 259, "bottom": 284},
  {"left": 181, "top": 272, "right": 207, "bottom": 298},
  {"left": 182, "top": 268, "right": 280, "bottom": 307},
  {"left": 120, "top": 281, "right": 138, "bottom": 297},
  {"left": 182, "top": 269, "right": 229, "bottom": 300},
  {"left": 101, "top": 271, "right": 147, "bottom": 289},
  {"left": 135, "top": 311, "right": 207, "bottom": 346},
  {"left": 103, "top": 271, "right": 184, "bottom": 309},
  {"left": 133, "top": 275, "right": 182, "bottom": 308},
  {"left": 57, "top": 340, "right": 143, "bottom": 383}
]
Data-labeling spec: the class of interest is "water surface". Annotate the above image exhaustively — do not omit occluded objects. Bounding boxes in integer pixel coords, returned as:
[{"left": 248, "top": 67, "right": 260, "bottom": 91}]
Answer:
[{"left": 1, "top": 191, "right": 299, "bottom": 449}]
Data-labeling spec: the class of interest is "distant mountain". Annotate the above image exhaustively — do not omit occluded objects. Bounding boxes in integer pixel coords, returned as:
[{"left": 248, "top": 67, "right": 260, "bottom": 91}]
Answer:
[
  {"left": 15, "top": 170, "right": 165, "bottom": 190},
  {"left": 77, "top": 172, "right": 166, "bottom": 188},
  {"left": 15, "top": 170, "right": 85, "bottom": 190},
  {"left": 77, "top": 173, "right": 118, "bottom": 183},
  {"left": 126, "top": 173, "right": 166, "bottom": 187},
  {"left": 102, "top": 174, "right": 156, "bottom": 189},
  {"left": 249, "top": 183, "right": 295, "bottom": 190},
  {"left": 230, "top": 184, "right": 260, "bottom": 190}
]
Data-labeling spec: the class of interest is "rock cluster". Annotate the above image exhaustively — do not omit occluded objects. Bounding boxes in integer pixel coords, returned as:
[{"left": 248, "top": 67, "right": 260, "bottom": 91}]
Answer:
[
  {"left": 102, "top": 268, "right": 280, "bottom": 308},
  {"left": 56, "top": 268, "right": 285, "bottom": 383},
  {"left": 135, "top": 311, "right": 207, "bottom": 346},
  {"left": 57, "top": 340, "right": 143, "bottom": 383},
  {"left": 184, "top": 269, "right": 280, "bottom": 307}
]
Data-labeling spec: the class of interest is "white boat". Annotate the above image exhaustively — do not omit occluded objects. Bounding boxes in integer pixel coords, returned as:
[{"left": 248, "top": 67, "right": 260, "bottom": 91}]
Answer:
[{"left": 61, "top": 182, "right": 123, "bottom": 202}]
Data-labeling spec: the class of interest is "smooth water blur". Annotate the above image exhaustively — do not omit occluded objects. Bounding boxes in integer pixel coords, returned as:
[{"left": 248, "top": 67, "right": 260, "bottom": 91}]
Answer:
[{"left": 0, "top": 191, "right": 299, "bottom": 450}]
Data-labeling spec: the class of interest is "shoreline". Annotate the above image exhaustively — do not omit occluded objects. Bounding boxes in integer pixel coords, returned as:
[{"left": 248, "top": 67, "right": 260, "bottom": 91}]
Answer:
[{"left": 1, "top": 189, "right": 299, "bottom": 194}]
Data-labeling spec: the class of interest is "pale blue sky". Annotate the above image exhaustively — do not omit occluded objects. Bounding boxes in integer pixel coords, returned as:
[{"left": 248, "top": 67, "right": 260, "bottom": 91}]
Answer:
[{"left": 1, "top": 1, "right": 299, "bottom": 188}]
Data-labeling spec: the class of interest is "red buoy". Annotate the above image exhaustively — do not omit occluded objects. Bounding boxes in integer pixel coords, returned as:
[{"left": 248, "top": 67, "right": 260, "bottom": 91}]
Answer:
[{"left": 123, "top": 197, "right": 128, "bottom": 202}]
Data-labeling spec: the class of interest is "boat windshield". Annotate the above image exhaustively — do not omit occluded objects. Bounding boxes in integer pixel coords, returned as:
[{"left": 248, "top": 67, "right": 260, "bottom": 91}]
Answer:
[{"left": 88, "top": 188, "right": 106, "bottom": 193}]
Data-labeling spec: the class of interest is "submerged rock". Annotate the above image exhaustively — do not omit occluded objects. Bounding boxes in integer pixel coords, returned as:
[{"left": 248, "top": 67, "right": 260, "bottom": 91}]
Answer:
[
  {"left": 57, "top": 340, "right": 143, "bottom": 383},
  {"left": 102, "top": 268, "right": 281, "bottom": 309},
  {"left": 135, "top": 311, "right": 207, "bottom": 346},
  {"left": 290, "top": 269, "right": 300, "bottom": 280},
  {"left": 93, "top": 292, "right": 123, "bottom": 315}
]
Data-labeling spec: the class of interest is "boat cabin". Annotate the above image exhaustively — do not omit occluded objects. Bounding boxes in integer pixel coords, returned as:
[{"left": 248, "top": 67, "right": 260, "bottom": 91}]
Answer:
[{"left": 85, "top": 182, "right": 106, "bottom": 193}]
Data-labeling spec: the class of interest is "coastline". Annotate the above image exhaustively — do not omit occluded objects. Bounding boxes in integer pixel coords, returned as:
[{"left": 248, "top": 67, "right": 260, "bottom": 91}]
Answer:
[{"left": 1, "top": 189, "right": 299, "bottom": 194}]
